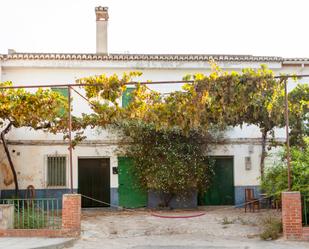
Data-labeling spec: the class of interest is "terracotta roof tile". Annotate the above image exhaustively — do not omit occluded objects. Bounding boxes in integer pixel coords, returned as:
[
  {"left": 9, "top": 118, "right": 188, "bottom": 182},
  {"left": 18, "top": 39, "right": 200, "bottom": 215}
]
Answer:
[
  {"left": 284, "top": 58, "right": 309, "bottom": 62},
  {"left": 0, "top": 52, "right": 300, "bottom": 62}
]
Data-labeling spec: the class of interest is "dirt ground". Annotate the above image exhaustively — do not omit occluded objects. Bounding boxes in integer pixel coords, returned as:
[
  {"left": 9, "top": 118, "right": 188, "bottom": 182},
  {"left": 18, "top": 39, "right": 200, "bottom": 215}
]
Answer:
[{"left": 72, "top": 207, "right": 309, "bottom": 249}]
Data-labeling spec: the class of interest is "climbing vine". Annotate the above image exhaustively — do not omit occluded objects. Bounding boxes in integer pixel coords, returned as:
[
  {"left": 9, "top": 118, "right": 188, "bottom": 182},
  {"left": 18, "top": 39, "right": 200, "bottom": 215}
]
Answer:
[
  {"left": 1, "top": 63, "right": 308, "bottom": 199},
  {"left": 288, "top": 83, "right": 309, "bottom": 148},
  {"left": 77, "top": 65, "right": 295, "bottom": 204},
  {"left": 0, "top": 82, "right": 68, "bottom": 196}
]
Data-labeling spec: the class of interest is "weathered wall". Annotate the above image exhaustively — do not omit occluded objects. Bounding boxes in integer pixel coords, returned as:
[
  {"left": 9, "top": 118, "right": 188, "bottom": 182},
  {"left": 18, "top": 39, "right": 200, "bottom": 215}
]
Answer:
[
  {"left": 0, "top": 59, "right": 307, "bottom": 206},
  {"left": 0, "top": 144, "right": 119, "bottom": 190},
  {"left": 0, "top": 139, "right": 281, "bottom": 206}
]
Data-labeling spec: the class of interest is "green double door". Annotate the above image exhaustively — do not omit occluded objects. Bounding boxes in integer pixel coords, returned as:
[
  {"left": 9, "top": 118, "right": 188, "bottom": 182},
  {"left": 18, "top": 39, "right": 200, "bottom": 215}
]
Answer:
[
  {"left": 118, "top": 157, "right": 147, "bottom": 208},
  {"left": 200, "top": 157, "right": 235, "bottom": 205},
  {"left": 118, "top": 157, "right": 234, "bottom": 207}
]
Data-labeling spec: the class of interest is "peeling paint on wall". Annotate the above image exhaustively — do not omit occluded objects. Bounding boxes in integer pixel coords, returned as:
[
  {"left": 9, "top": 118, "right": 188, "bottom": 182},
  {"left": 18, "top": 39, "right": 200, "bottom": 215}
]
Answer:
[{"left": 0, "top": 162, "right": 13, "bottom": 186}]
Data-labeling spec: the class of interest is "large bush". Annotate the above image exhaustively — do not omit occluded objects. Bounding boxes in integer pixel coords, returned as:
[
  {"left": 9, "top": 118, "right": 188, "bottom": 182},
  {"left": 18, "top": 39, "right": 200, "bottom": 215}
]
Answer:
[
  {"left": 120, "top": 121, "right": 215, "bottom": 206},
  {"left": 261, "top": 139, "right": 309, "bottom": 198}
]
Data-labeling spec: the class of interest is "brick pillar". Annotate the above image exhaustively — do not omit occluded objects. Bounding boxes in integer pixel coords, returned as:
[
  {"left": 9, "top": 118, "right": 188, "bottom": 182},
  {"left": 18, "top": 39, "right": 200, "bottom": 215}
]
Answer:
[
  {"left": 62, "top": 194, "right": 81, "bottom": 236},
  {"left": 282, "top": 192, "right": 303, "bottom": 240}
]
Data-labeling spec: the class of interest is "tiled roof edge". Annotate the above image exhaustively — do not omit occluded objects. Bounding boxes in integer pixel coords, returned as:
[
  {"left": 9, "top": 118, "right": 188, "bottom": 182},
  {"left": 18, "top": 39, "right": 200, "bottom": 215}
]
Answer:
[
  {"left": 0, "top": 53, "right": 285, "bottom": 62},
  {"left": 283, "top": 58, "right": 309, "bottom": 62}
]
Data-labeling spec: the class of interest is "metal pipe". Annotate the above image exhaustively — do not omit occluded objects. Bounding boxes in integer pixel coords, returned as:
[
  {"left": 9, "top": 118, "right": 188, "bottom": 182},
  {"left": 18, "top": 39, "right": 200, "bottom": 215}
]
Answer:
[
  {"left": 70, "top": 87, "right": 97, "bottom": 108},
  {"left": 284, "top": 78, "right": 292, "bottom": 191},
  {"left": 0, "top": 74, "right": 308, "bottom": 90},
  {"left": 0, "top": 81, "right": 193, "bottom": 89},
  {"left": 68, "top": 86, "right": 74, "bottom": 193}
]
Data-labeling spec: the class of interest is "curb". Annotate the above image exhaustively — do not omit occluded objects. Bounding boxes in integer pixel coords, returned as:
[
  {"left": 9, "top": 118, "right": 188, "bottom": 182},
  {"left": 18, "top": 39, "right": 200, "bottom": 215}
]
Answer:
[{"left": 31, "top": 238, "right": 77, "bottom": 249}]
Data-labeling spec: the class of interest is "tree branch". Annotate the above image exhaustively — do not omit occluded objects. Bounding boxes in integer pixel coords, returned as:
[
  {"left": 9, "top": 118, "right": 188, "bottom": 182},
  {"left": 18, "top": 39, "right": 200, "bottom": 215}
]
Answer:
[{"left": 0, "top": 122, "right": 19, "bottom": 196}]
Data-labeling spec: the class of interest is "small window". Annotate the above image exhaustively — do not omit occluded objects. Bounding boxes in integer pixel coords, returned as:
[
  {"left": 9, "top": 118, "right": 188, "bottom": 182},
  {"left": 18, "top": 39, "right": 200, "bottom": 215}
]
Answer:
[
  {"left": 47, "top": 156, "right": 67, "bottom": 187},
  {"left": 51, "top": 87, "right": 68, "bottom": 116},
  {"left": 51, "top": 87, "right": 68, "bottom": 97}
]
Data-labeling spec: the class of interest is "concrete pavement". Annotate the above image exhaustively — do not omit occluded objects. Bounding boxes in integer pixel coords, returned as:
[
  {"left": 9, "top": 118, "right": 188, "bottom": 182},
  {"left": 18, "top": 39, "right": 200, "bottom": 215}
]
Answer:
[
  {"left": 0, "top": 237, "right": 76, "bottom": 249},
  {"left": 73, "top": 233, "right": 309, "bottom": 249}
]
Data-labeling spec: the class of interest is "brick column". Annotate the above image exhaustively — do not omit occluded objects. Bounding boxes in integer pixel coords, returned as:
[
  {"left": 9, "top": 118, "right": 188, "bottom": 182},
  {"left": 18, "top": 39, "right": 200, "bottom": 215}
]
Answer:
[
  {"left": 282, "top": 192, "right": 303, "bottom": 240},
  {"left": 62, "top": 194, "right": 81, "bottom": 236}
]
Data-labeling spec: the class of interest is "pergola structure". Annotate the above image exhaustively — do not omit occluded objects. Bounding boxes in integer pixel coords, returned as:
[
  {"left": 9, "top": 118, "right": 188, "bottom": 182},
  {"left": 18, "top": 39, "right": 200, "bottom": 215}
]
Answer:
[{"left": 0, "top": 74, "right": 308, "bottom": 192}]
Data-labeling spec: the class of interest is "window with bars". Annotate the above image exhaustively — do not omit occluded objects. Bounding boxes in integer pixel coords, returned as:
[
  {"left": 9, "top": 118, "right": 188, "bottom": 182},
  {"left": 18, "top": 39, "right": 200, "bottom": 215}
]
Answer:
[{"left": 47, "top": 156, "right": 67, "bottom": 187}]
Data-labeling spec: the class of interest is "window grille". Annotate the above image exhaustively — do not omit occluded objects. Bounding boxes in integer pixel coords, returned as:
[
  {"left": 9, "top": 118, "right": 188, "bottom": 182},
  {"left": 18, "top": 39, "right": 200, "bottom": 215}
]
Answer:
[{"left": 47, "top": 156, "right": 67, "bottom": 187}]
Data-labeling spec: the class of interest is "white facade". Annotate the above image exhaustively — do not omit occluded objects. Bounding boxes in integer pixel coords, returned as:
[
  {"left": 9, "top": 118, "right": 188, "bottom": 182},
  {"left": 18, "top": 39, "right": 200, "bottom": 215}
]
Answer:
[
  {"left": 1, "top": 7, "right": 309, "bottom": 206},
  {"left": 0, "top": 56, "right": 308, "bottom": 205}
]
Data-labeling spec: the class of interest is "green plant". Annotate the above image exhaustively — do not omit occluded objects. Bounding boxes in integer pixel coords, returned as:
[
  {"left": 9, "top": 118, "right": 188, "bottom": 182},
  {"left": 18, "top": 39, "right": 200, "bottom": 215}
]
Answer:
[
  {"left": 288, "top": 84, "right": 309, "bottom": 148},
  {"left": 15, "top": 208, "right": 47, "bottom": 229},
  {"left": 236, "top": 216, "right": 257, "bottom": 226},
  {"left": 76, "top": 66, "right": 309, "bottom": 205},
  {"left": 0, "top": 82, "right": 69, "bottom": 196},
  {"left": 221, "top": 216, "right": 234, "bottom": 225},
  {"left": 261, "top": 139, "right": 309, "bottom": 198},
  {"left": 79, "top": 66, "right": 294, "bottom": 181},
  {"left": 259, "top": 216, "right": 282, "bottom": 240},
  {"left": 119, "top": 121, "right": 216, "bottom": 207}
]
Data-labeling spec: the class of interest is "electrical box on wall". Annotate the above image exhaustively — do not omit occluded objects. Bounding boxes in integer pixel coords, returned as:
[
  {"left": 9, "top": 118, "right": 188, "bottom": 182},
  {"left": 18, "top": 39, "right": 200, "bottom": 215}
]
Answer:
[
  {"left": 245, "top": 156, "right": 252, "bottom": 170},
  {"left": 112, "top": 167, "right": 118, "bottom": 174}
]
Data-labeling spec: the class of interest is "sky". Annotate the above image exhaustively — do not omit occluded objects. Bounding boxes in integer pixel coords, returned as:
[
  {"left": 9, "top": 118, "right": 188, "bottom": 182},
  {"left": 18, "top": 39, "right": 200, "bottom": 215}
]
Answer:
[{"left": 0, "top": 0, "right": 309, "bottom": 57}]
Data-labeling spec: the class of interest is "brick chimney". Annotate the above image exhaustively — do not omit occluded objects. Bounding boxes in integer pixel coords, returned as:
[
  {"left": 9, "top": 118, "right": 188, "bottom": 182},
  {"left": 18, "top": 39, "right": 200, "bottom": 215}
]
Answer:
[{"left": 95, "top": 6, "right": 109, "bottom": 54}]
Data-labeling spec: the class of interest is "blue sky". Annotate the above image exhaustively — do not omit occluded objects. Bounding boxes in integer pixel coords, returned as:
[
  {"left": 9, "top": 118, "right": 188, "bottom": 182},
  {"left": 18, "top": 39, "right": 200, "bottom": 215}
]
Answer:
[{"left": 0, "top": 0, "right": 308, "bottom": 57}]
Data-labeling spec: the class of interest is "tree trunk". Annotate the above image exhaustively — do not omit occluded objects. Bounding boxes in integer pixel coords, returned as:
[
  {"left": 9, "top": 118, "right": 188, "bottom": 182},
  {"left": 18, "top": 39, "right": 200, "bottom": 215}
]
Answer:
[
  {"left": 0, "top": 122, "right": 19, "bottom": 197},
  {"left": 260, "top": 130, "right": 267, "bottom": 180},
  {"left": 159, "top": 192, "right": 174, "bottom": 208}
]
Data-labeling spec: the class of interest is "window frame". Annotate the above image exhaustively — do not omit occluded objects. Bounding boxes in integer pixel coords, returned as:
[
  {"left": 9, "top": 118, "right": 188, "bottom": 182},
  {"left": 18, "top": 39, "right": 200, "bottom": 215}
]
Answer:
[
  {"left": 44, "top": 154, "right": 69, "bottom": 189},
  {"left": 122, "top": 87, "right": 135, "bottom": 108},
  {"left": 50, "top": 87, "right": 69, "bottom": 116}
]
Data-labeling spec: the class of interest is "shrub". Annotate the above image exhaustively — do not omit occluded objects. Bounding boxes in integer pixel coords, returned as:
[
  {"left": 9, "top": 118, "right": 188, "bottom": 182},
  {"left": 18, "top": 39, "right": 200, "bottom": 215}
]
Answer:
[
  {"left": 261, "top": 138, "right": 309, "bottom": 198},
  {"left": 15, "top": 207, "right": 47, "bottom": 229},
  {"left": 221, "top": 216, "right": 234, "bottom": 225},
  {"left": 259, "top": 216, "right": 282, "bottom": 240},
  {"left": 120, "top": 121, "right": 217, "bottom": 207}
]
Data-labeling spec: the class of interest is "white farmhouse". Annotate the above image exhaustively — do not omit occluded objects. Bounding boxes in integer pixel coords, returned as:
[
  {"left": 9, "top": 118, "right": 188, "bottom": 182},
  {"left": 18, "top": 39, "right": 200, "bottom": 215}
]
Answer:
[{"left": 0, "top": 6, "right": 307, "bottom": 208}]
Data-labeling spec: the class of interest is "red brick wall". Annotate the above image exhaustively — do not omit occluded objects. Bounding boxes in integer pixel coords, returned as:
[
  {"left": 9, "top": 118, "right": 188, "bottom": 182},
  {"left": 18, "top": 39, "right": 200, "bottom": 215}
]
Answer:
[
  {"left": 62, "top": 194, "right": 81, "bottom": 235},
  {"left": 303, "top": 227, "right": 309, "bottom": 240},
  {"left": 0, "top": 194, "right": 81, "bottom": 238},
  {"left": 0, "top": 229, "right": 63, "bottom": 237},
  {"left": 282, "top": 191, "right": 308, "bottom": 241}
]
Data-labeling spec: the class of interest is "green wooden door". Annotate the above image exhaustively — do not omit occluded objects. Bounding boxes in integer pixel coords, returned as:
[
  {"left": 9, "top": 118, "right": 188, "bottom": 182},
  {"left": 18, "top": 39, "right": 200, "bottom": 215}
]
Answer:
[
  {"left": 200, "top": 157, "right": 234, "bottom": 205},
  {"left": 78, "top": 158, "right": 110, "bottom": 208},
  {"left": 118, "top": 157, "right": 147, "bottom": 208}
]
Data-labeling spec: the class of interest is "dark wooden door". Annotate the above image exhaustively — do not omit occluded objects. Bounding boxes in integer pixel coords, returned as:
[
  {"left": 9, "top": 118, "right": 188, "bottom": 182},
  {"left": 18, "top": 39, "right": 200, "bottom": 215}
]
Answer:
[{"left": 78, "top": 158, "right": 110, "bottom": 207}]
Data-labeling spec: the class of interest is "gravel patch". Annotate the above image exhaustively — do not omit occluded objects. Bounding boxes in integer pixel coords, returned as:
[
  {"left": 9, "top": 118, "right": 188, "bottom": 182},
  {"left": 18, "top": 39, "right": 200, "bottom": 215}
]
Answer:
[
  {"left": 80, "top": 207, "right": 280, "bottom": 239},
  {"left": 72, "top": 207, "right": 308, "bottom": 249}
]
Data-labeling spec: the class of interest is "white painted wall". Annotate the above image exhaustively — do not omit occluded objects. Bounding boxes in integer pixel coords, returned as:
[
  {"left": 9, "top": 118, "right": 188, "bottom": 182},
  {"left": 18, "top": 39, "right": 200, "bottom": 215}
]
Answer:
[
  {"left": 0, "top": 141, "right": 282, "bottom": 190},
  {"left": 0, "top": 59, "right": 308, "bottom": 191},
  {"left": 0, "top": 144, "right": 119, "bottom": 190}
]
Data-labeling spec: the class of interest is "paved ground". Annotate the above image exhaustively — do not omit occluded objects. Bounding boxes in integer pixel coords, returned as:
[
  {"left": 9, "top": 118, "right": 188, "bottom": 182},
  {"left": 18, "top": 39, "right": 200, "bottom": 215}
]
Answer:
[
  {"left": 74, "top": 233, "right": 309, "bottom": 249},
  {"left": 0, "top": 237, "right": 75, "bottom": 249},
  {"left": 72, "top": 207, "right": 309, "bottom": 249}
]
